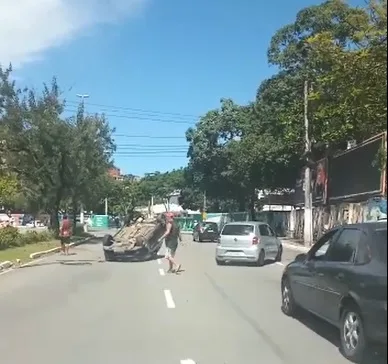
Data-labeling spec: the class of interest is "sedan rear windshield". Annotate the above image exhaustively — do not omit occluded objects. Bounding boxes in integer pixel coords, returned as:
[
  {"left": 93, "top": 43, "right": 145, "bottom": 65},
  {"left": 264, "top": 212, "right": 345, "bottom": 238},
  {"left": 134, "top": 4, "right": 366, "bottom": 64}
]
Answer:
[
  {"left": 375, "top": 228, "right": 387, "bottom": 263},
  {"left": 222, "top": 224, "right": 254, "bottom": 236}
]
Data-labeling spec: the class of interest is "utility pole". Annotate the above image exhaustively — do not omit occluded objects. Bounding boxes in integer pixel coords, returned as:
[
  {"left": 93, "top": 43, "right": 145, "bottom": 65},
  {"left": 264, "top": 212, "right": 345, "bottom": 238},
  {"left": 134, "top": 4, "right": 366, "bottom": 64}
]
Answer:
[
  {"left": 304, "top": 80, "right": 313, "bottom": 246},
  {"left": 76, "top": 94, "right": 90, "bottom": 224},
  {"left": 202, "top": 191, "right": 207, "bottom": 220}
]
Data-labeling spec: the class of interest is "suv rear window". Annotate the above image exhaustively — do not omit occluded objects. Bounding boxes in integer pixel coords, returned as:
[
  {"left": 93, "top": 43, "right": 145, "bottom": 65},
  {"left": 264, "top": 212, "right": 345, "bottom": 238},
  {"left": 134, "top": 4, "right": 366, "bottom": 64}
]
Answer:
[
  {"left": 375, "top": 228, "right": 387, "bottom": 263},
  {"left": 222, "top": 224, "right": 254, "bottom": 236},
  {"left": 202, "top": 222, "right": 217, "bottom": 228}
]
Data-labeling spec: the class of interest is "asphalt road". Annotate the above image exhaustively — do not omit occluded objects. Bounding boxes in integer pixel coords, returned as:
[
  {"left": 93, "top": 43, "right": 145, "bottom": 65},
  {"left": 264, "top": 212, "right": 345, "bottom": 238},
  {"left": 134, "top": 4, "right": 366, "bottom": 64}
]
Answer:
[{"left": 0, "top": 233, "right": 385, "bottom": 364}]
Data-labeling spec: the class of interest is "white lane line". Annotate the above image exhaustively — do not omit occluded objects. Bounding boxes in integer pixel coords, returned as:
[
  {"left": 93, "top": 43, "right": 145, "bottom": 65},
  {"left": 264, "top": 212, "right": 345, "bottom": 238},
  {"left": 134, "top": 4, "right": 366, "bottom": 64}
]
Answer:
[
  {"left": 181, "top": 360, "right": 196, "bottom": 364},
  {"left": 164, "top": 289, "right": 176, "bottom": 308},
  {"left": 157, "top": 258, "right": 162, "bottom": 265},
  {"left": 275, "top": 262, "right": 284, "bottom": 266},
  {"left": 159, "top": 268, "right": 165, "bottom": 276}
]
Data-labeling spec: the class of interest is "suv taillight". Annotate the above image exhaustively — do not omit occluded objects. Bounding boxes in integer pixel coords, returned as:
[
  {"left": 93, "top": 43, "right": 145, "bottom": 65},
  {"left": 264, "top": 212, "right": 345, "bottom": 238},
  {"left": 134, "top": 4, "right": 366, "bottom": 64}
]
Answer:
[{"left": 252, "top": 236, "right": 260, "bottom": 245}]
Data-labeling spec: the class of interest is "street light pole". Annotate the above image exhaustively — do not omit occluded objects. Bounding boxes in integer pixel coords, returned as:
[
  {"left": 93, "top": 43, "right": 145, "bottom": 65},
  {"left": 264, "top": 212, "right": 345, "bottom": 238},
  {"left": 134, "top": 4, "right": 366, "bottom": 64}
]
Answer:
[
  {"left": 304, "top": 80, "right": 313, "bottom": 246},
  {"left": 76, "top": 94, "right": 90, "bottom": 225}
]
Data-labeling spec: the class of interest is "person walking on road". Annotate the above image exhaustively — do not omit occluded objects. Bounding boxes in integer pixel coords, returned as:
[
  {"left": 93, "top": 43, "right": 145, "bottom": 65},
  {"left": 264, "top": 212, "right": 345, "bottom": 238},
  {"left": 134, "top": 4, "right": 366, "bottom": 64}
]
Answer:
[
  {"left": 59, "top": 215, "right": 72, "bottom": 255},
  {"left": 158, "top": 213, "right": 182, "bottom": 273}
]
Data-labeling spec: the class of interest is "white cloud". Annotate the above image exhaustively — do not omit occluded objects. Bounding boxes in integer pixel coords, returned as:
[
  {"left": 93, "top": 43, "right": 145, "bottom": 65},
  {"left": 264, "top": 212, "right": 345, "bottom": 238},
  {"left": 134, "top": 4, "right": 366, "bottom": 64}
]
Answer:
[{"left": 0, "top": 0, "right": 148, "bottom": 67}]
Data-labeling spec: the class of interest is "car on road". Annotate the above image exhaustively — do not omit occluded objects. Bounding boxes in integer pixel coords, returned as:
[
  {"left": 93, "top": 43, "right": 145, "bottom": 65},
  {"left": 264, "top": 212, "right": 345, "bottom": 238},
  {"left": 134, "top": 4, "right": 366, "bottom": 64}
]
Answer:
[
  {"left": 280, "top": 221, "right": 387, "bottom": 363},
  {"left": 193, "top": 221, "right": 219, "bottom": 242},
  {"left": 215, "top": 221, "right": 283, "bottom": 266}
]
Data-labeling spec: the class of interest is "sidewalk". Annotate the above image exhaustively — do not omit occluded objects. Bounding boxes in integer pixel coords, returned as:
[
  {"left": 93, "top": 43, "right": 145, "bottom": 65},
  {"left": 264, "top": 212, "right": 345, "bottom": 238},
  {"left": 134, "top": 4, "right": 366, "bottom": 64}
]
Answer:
[{"left": 279, "top": 237, "right": 311, "bottom": 252}]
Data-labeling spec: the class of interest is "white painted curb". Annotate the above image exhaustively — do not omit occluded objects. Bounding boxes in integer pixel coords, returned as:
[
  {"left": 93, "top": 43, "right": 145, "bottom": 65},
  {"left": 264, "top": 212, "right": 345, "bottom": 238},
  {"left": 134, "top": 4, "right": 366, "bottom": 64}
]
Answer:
[
  {"left": 29, "top": 237, "right": 93, "bottom": 259},
  {"left": 0, "top": 260, "right": 14, "bottom": 270}
]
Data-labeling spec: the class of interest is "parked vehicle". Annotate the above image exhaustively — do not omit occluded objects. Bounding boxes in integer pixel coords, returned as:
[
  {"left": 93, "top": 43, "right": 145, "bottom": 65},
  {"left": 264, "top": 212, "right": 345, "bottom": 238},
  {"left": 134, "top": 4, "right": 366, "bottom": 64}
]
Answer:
[
  {"left": 215, "top": 221, "right": 282, "bottom": 266},
  {"left": 193, "top": 221, "right": 219, "bottom": 242},
  {"left": 280, "top": 221, "right": 387, "bottom": 363}
]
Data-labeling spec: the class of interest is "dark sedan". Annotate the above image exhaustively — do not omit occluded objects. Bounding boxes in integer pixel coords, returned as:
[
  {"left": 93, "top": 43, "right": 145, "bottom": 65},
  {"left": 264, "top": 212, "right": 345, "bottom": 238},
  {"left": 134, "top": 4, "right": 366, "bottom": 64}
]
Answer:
[
  {"left": 193, "top": 221, "right": 219, "bottom": 242},
  {"left": 281, "top": 221, "right": 387, "bottom": 363}
]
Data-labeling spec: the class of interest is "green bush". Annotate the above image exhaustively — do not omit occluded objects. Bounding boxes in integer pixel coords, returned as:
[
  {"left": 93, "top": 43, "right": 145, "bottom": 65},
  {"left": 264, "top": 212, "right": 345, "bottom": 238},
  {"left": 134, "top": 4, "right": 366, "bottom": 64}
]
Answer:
[{"left": 0, "top": 227, "right": 54, "bottom": 251}]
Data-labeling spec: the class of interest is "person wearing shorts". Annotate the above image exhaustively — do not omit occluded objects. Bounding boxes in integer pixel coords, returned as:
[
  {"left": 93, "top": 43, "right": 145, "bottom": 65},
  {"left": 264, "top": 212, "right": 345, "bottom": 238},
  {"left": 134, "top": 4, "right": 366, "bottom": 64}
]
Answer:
[
  {"left": 59, "top": 215, "right": 72, "bottom": 255},
  {"left": 158, "top": 213, "right": 182, "bottom": 273}
]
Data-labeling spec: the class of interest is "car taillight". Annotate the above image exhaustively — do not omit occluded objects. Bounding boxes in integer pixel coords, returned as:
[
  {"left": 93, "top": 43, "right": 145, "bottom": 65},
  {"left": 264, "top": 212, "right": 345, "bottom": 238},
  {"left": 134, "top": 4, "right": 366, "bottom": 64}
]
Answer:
[{"left": 252, "top": 236, "right": 260, "bottom": 245}]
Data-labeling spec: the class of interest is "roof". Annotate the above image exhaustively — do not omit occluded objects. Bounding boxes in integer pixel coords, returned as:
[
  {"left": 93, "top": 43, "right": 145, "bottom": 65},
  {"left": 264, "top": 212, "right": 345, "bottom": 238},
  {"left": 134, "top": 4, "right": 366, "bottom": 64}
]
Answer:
[{"left": 223, "top": 221, "right": 266, "bottom": 226}]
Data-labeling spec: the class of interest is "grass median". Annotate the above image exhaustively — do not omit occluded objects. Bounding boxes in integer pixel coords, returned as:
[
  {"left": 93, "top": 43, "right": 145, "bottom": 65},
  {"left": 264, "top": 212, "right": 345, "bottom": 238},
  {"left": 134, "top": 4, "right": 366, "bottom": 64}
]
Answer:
[
  {"left": 0, "top": 240, "right": 60, "bottom": 263},
  {"left": 0, "top": 226, "right": 93, "bottom": 264}
]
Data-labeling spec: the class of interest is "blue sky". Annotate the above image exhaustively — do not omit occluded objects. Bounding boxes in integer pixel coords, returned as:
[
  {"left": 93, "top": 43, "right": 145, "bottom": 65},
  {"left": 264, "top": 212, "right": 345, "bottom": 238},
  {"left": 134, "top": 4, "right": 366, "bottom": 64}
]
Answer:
[{"left": 2, "top": 0, "right": 363, "bottom": 176}]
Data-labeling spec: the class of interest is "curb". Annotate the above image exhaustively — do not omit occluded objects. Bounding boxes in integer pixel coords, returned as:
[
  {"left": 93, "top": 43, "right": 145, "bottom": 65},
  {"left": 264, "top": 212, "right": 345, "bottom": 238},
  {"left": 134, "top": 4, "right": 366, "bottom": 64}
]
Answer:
[
  {"left": 281, "top": 241, "right": 310, "bottom": 253},
  {"left": 0, "top": 237, "right": 94, "bottom": 271},
  {"left": 0, "top": 261, "right": 14, "bottom": 270},
  {"left": 29, "top": 237, "right": 93, "bottom": 259}
]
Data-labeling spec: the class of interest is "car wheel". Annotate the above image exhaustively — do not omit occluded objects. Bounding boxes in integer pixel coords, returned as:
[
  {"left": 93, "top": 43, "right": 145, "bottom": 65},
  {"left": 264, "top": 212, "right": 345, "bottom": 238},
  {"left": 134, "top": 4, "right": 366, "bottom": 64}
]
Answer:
[
  {"left": 256, "top": 249, "right": 265, "bottom": 267},
  {"left": 275, "top": 245, "right": 283, "bottom": 262},
  {"left": 281, "top": 277, "right": 297, "bottom": 316},
  {"left": 340, "top": 304, "right": 367, "bottom": 363},
  {"left": 102, "top": 234, "right": 114, "bottom": 247},
  {"left": 216, "top": 259, "right": 225, "bottom": 266}
]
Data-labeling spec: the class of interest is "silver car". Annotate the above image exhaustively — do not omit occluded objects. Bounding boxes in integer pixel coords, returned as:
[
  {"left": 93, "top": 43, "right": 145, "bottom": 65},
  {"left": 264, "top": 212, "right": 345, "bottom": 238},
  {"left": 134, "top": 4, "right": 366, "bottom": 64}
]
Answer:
[{"left": 215, "top": 221, "right": 283, "bottom": 266}]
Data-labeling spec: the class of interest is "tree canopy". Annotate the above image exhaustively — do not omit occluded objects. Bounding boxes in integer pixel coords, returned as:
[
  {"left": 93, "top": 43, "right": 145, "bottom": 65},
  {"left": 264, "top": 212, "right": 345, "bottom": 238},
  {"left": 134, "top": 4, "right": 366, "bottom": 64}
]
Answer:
[
  {"left": 0, "top": 65, "right": 115, "bottom": 231},
  {"left": 183, "top": 0, "right": 387, "bottom": 212}
]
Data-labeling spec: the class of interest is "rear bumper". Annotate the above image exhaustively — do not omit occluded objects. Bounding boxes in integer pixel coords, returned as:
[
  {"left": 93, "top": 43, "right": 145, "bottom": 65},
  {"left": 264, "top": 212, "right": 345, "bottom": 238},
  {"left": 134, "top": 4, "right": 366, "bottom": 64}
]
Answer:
[{"left": 215, "top": 246, "right": 259, "bottom": 262}]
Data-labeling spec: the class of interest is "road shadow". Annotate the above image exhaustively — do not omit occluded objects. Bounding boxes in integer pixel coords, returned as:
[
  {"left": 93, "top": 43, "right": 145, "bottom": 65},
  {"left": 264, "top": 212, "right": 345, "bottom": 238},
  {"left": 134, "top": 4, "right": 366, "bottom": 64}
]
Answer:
[
  {"left": 75, "top": 236, "right": 103, "bottom": 245},
  {"left": 221, "top": 259, "right": 277, "bottom": 267},
  {"left": 293, "top": 310, "right": 387, "bottom": 363},
  {"left": 105, "top": 248, "right": 164, "bottom": 263},
  {"left": 19, "top": 258, "right": 100, "bottom": 269}
]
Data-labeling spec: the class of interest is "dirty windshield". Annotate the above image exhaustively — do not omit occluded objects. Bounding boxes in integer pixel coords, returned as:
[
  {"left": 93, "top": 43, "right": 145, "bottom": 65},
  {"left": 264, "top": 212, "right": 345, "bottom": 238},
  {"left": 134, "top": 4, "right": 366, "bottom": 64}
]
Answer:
[{"left": 1, "top": 0, "right": 386, "bottom": 363}]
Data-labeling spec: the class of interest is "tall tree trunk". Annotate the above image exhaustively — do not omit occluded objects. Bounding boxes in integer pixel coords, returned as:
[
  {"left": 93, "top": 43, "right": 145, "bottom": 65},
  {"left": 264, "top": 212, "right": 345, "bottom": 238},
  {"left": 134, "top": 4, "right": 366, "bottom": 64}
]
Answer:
[
  {"left": 249, "top": 191, "right": 256, "bottom": 221},
  {"left": 49, "top": 206, "right": 60, "bottom": 235},
  {"left": 72, "top": 199, "right": 78, "bottom": 234}
]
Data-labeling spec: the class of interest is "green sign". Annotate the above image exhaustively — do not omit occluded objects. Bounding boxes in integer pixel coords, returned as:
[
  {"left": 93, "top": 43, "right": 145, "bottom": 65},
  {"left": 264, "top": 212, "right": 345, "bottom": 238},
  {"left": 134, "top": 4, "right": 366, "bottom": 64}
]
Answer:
[{"left": 91, "top": 215, "right": 109, "bottom": 228}]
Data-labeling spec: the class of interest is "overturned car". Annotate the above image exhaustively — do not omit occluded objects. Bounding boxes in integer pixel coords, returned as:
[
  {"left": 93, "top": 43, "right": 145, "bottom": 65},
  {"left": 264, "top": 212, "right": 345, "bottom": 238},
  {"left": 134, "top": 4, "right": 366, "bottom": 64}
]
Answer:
[{"left": 102, "top": 216, "right": 166, "bottom": 262}]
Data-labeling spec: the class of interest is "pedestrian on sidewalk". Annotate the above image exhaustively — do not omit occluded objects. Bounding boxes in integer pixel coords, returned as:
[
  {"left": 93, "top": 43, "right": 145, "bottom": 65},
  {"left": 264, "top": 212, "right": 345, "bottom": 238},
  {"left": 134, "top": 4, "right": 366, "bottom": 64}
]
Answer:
[
  {"left": 158, "top": 213, "right": 182, "bottom": 273},
  {"left": 59, "top": 215, "right": 72, "bottom": 255}
]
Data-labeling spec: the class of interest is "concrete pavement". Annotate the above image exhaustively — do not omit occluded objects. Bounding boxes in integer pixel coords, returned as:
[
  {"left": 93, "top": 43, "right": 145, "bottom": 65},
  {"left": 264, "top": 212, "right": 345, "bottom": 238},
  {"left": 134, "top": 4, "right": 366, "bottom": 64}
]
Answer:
[{"left": 0, "top": 234, "right": 385, "bottom": 364}]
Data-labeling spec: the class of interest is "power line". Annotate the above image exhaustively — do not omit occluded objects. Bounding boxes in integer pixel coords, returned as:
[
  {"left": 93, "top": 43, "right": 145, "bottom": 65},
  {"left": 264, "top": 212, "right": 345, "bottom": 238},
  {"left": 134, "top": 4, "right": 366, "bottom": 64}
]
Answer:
[
  {"left": 114, "top": 155, "right": 186, "bottom": 158},
  {"left": 113, "top": 133, "right": 186, "bottom": 139},
  {"left": 115, "top": 142, "right": 188, "bottom": 146},
  {"left": 64, "top": 108, "right": 195, "bottom": 125},
  {"left": 65, "top": 100, "right": 201, "bottom": 119}
]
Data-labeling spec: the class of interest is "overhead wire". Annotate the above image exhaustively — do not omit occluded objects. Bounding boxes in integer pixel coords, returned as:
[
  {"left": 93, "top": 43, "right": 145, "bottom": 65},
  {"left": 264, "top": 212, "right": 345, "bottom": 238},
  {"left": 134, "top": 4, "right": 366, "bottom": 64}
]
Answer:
[{"left": 65, "top": 100, "right": 201, "bottom": 119}]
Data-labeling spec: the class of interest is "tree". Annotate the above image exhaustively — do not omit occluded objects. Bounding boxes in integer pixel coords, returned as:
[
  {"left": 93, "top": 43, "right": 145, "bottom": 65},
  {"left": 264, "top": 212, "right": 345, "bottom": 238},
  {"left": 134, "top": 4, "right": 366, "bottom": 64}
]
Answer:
[
  {"left": 0, "top": 69, "right": 70, "bottom": 230},
  {"left": 267, "top": 0, "right": 387, "bottom": 148},
  {"left": 64, "top": 103, "right": 115, "bottom": 228},
  {"left": 0, "top": 65, "right": 117, "bottom": 232},
  {"left": 0, "top": 173, "right": 18, "bottom": 207}
]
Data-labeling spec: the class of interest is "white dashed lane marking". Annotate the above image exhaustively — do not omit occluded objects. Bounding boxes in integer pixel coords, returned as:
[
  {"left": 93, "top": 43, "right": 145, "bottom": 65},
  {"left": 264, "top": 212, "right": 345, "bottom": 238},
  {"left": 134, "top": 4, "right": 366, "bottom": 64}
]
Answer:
[
  {"left": 159, "top": 268, "right": 165, "bottom": 276},
  {"left": 164, "top": 289, "right": 176, "bottom": 308}
]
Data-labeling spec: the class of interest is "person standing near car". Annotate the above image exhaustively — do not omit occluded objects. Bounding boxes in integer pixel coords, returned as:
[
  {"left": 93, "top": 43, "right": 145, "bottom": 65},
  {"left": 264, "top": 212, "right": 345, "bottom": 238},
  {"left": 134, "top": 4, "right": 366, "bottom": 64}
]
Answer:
[
  {"left": 158, "top": 213, "right": 182, "bottom": 273},
  {"left": 59, "top": 215, "right": 72, "bottom": 255}
]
